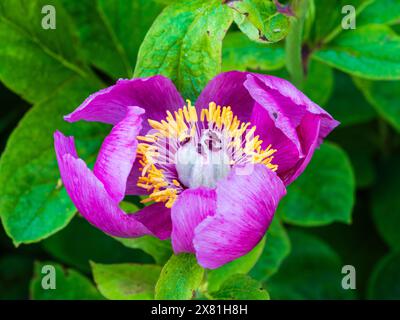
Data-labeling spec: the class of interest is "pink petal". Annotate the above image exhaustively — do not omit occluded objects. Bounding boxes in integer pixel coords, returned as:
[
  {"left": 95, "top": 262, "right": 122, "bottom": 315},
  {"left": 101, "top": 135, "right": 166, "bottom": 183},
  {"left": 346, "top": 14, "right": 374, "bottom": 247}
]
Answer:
[
  {"left": 64, "top": 76, "right": 185, "bottom": 133},
  {"left": 193, "top": 164, "right": 286, "bottom": 269},
  {"left": 93, "top": 106, "right": 144, "bottom": 202},
  {"left": 171, "top": 188, "right": 217, "bottom": 253}
]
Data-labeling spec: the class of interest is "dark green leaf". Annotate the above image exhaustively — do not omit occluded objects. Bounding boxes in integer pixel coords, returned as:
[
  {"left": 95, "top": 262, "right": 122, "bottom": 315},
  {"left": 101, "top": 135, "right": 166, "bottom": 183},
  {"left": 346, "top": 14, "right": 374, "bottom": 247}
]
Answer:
[
  {"left": 324, "top": 71, "right": 376, "bottom": 127},
  {"left": 329, "top": 123, "right": 378, "bottom": 189},
  {"left": 368, "top": 252, "right": 400, "bottom": 299},
  {"left": 250, "top": 218, "right": 291, "bottom": 282},
  {"left": 91, "top": 262, "right": 161, "bottom": 300},
  {"left": 222, "top": 31, "right": 285, "bottom": 72},
  {"left": 314, "top": 25, "right": 400, "bottom": 80},
  {"left": 278, "top": 142, "right": 355, "bottom": 226},
  {"left": 42, "top": 217, "right": 154, "bottom": 273},
  {"left": 210, "top": 274, "right": 269, "bottom": 300},
  {"left": 134, "top": 0, "right": 233, "bottom": 100},
  {"left": 0, "top": 0, "right": 98, "bottom": 103},
  {"left": 207, "top": 237, "right": 265, "bottom": 292},
  {"left": 371, "top": 156, "right": 400, "bottom": 250},
  {"left": 266, "top": 230, "right": 355, "bottom": 299},
  {"left": 353, "top": 77, "right": 400, "bottom": 132},
  {"left": 310, "top": 0, "right": 371, "bottom": 43},
  {"left": 155, "top": 253, "right": 204, "bottom": 300},
  {"left": 0, "top": 78, "right": 107, "bottom": 245},
  {"left": 30, "top": 261, "right": 103, "bottom": 300},
  {"left": 303, "top": 59, "right": 334, "bottom": 105}
]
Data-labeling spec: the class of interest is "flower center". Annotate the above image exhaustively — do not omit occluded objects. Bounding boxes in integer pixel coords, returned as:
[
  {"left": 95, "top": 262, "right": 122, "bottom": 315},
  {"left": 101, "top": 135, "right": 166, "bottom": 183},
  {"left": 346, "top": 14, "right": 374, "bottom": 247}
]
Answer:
[{"left": 136, "top": 100, "right": 278, "bottom": 208}]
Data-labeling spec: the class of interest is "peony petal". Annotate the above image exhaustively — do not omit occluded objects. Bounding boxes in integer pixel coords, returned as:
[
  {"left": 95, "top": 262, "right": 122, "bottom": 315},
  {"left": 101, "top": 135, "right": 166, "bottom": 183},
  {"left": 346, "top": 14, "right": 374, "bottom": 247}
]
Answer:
[
  {"left": 93, "top": 106, "right": 144, "bottom": 202},
  {"left": 193, "top": 164, "right": 286, "bottom": 269},
  {"left": 64, "top": 75, "right": 185, "bottom": 132},
  {"left": 54, "top": 131, "right": 151, "bottom": 238},
  {"left": 250, "top": 102, "right": 300, "bottom": 174},
  {"left": 195, "top": 71, "right": 255, "bottom": 122},
  {"left": 284, "top": 113, "right": 321, "bottom": 185},
  {"left": 245, "top": 73, "right": 339, "bottom": 184},
  {"left": 134, "top": 202, "right": 172, "bottom": 241},
  {"left": 125, "top": 160, "right": 148, "bottom": 196},
  {"left": 171, "top": 188, "right": 217, "bottom": 253}
]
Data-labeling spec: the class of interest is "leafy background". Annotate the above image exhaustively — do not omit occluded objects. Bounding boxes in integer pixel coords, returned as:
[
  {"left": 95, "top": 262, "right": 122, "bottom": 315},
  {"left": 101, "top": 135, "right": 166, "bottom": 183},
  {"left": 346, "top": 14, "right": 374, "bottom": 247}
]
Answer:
[{"left": 0, "top": 0, "right": 399, "bottom": 300}]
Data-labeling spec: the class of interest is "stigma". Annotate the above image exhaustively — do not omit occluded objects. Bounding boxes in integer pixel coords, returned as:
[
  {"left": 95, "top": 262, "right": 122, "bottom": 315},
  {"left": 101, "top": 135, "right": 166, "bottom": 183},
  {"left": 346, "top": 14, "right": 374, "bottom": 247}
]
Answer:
[{"left": 136, "top": 100, "right": 278, "bottom": 208}]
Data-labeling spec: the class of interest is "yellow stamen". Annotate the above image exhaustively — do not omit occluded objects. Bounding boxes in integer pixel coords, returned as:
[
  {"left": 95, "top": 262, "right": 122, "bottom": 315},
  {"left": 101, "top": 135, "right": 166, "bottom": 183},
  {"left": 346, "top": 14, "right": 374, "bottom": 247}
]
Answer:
[{"left": 136, "top": 100, "right": 278, "bottom": 208}]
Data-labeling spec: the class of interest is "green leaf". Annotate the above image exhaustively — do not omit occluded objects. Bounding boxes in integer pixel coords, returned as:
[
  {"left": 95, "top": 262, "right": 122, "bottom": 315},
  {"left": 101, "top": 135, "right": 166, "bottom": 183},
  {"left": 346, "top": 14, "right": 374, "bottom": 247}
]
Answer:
[
  {"left": 353, "top": 77, "right": 400, "bottom": 132},
  {"left": 358, "top": 0, "right": 400, "bottom": 26},
  {"left": 155, "top": 253, "right": 204, "bottom": 300},
  {"left": 116, "top": 236, "right": 172, "bottom": 266},
  {"left": 61, "top": 0, "right": 164, "bottom": 78},
  {"left": 311, "top": 0, "right": 341, "bottom": 43},
  {"left": 134, "top": 0, "right": 233, "bottom": 100},
  {"left": 250, "top": 218, "right": 291, "bottom": 282},
  {"left": 310, "top": 0, "right": 371, "bottom": 43},
  {"left": 42, "top": 217, "right": 154, "bottom": 273},
  {"left": 266, "top": 230, "right": 355, "bottom": 299},
  {"left": 324, "top": 71, "right": 376, "bottom": 127},
  {"left": 91, "top": 262, "right": 161, "bottom": 300},
  {"left": 278, "top": 142, "right": 355, "bottom": 226},
  {"left": 222, "top": 31, "right": 285, "bottom": 72},
  {"left": 303, "top": 59, "right": 334, "bottom": 105},
  {"left": 329, "top": 123, "right": 377, "bottom": 189},
  {"left": 207, "top": 237, "right": 265, "bottom": 292},
  {"left": 210, "top": 274, "right": 269, "bottom": 300},
  {"left": 371, "top": 156, "right": 400, "bottom": 250},
  {"left": 227, "top": 0, "right": 290, "bottom": 44},
  {"left": 0, "top": 0, "right": 98, "bottom": 103},
  {"left": 368, "top": 252, "right": 400, "bottom": 299},
  {"left": 30, "top": 261, "right": 103, "bottom": 300},
  {"left": 0, "top": 78, "right": 107, "bottom": 246},
  {"left": 313, "top": 25, "right": 400, "bottom": 80},
  {"left": 311, "top": 0, "right": 374, "bottom": 45}
]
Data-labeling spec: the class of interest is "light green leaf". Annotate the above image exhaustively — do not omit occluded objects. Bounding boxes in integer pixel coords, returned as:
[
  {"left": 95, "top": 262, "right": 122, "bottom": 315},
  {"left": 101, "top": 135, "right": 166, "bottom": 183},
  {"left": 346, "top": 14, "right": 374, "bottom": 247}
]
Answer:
[
  {"left": 30, "top": 261, "right": 103, "bottom": 300},
  {"left": 207, "top": 237, "right": 265, "bottom": 292},
  {"left": 91, "top": 262, "right": 161, "bottom": 300},
  {"left": 222, "top": 31, "right": 285, "bottom": 72},
  {"left": 278, "top": 142, "right": 355, "bottom": 226},
  {"left": 324, "top": 71, "right": 376, "bottom": 126},
  {"left": 210, "top": 274, "right": 269, "bottom": 300},
  {"left": 314, "top": 25, "right": 400, "bottom": 80},
  {"left": 0, "top": 0, "right": 98, "bottom": 103},
  {"left": 116, "top": 236, "right": 172, "bottom": 265},
  {"left": 368, "top": 252, "right": 400, "bottom": 299},
  {"left": 155, "top": 253, "right": 204, "bottom": 300},
  {"left": 353, "top": 77, "right": 400, "bottom": 132},
  {"left": 227, "top": 0, "right": 290, "bottom": 44},
  {"left": 358, "top": 0, "right": 400, "bottom": 26},
  {"left": 42, "top": 217, "right": 154, "bottom": 273},
  {"left": 371, "top": 156, "right": 400, "bottom": 250},
  {"left": 266, "top": 230, "right": 355, "bottom": 299},
  {"left": 0, "top": 78, "right": 107, "bottom": 245},
  {"left": 134, "top": 0, "right": 233, "bottom": 100},
  {"left": 250, "top": 218, "right": 291, "bottom": 282}
]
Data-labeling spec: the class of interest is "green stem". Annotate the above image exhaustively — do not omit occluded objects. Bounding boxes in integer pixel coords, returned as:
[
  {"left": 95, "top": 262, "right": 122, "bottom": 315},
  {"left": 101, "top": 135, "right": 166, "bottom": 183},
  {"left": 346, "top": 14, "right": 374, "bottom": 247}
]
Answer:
[{"left": 285, "top": 0, "right": 310, "bottom": 88}]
